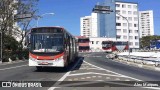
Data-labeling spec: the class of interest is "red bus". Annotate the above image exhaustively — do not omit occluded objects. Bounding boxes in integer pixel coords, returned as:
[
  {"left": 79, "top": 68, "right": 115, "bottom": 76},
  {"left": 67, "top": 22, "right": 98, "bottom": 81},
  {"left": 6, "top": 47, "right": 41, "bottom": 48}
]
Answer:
[
  {"left": 27, "top": 27, "right": 78, "bottom": 70},
  {"left": 102, "top": 41, "right": 128, "bottom": 52}
]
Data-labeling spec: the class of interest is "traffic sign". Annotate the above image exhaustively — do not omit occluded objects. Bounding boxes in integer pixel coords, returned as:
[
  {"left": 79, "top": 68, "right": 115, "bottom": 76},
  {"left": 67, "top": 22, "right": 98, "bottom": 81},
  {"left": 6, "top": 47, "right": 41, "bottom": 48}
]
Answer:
[{"left": 15, "top": 14, "right": 32, "bottom": 20}]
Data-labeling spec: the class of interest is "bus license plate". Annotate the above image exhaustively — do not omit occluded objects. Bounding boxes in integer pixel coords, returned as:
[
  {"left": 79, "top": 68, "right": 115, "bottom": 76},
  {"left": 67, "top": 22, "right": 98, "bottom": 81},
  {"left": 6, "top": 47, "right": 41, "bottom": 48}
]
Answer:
[{"left": 38, "top": 61, "right": 53, "bottom": 65}]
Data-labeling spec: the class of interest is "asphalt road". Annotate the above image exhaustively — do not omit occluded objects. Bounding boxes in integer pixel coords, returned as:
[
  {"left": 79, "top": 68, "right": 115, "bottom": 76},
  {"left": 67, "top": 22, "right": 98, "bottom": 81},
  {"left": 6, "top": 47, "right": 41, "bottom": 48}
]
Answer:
[
  {"left": 82, "top": 52, "right": 160, "bottom": 81},
  {"left": 0, "top": 52, "right": 160, "bottom": 90}
]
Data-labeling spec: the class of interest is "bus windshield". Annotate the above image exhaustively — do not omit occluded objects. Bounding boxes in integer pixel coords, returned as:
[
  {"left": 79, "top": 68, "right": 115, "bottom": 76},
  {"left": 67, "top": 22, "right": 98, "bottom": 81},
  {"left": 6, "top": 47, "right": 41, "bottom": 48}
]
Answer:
[{"left": 30, "top": 34, "right": 64, "bottom": 53}]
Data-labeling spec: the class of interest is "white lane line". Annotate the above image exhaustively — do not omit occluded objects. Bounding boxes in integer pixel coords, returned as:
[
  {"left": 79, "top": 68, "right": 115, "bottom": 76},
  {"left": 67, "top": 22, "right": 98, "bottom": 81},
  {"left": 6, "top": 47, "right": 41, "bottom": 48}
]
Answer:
[
  {"left": 84, "top": 61, "right": 160, "bottom": 90},
  {"left": 0, "top": 65, "right": 28, "bottom": 71},
  {"left": 68, "top": 72, "right": 128, "bottom": 78},
  {"left": 84, "top": 61, "right": 141, "bottom": 81},
  {"left": 48, "top": 58, "right": 82, "bottom": 90},
  {"left": 80, "top": 68, "right": 103, "bottom": 70}
]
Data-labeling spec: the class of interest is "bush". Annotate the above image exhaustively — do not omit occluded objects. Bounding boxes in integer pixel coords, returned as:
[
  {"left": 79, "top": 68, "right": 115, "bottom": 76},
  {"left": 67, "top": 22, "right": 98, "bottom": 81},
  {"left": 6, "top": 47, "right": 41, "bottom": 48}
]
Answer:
[
  {"left": 2, "top": 34, "right": 29, "bottom": 62},
  {"left": 17, "top": 49, "right": 29, "bottom": 60}
]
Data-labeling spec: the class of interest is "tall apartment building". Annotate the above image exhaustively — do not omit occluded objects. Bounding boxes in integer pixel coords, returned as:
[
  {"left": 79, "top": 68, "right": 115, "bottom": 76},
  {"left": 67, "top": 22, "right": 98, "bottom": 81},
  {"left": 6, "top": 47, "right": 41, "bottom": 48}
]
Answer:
[
  {"left": 80, "top": 16, "right": 91, "bottom": 37},
  {"left": 139, "top": 10, "right": 154, "bottom": 38},
  {"left": 115, "top": 1, "right": 139, "bottom": 49},
  {"left": 80, "top": 13, "right": 98, "bottom": 37},
  {"left": 80, "top": 0, "right": 140, "bottom": 49}
]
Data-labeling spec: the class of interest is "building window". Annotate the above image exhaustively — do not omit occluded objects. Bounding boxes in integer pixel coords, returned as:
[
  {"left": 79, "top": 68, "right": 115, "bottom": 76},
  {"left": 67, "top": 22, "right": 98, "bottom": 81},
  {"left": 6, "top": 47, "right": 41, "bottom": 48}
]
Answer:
[
  {"left": 116, "top": 23, "right": 121, "bottom": 26},
  {"left": 135, "top": 36, "right": 138, "bottom": 39},
  {"left": 128, "top": 17, "right": 132, "bottom": 21},
  {"left": 134, "top": 17, "right": 138, "bottom": 21},
  {"left": 122, "top": 4, "right": 126, "bottom": 8},
  {"left": 116, "top": 35, "right": 121, "bottom": 39},
  {"left": 116, "top": 16, "right": 120, "bottom": 20},
  {"left": 116, "top": 10, "right": 120, "bottom": 14},
  {"left": 135, "top": 42, "right": 139, "bottom": 46},
  {"left": 123, "top": 23, "right": 127, "bottom": 27},
  {"left": 134, "top": 24, "right": 138, "bottom": 27},
  {"left": 123, "top": 35, "right": 127, "bottom": 39},
  {"left": 129, "top": 42, "right": 133, "bottom": 45},
  {"left": 122, "top": 10, "right": 126, "bottom": 14},
  {"left": 96, "top": 41, "right": 99, "bottom": 44},
  {"left": 128, "top": 5, "right": 131, "bottom": 8},
  {"left": 116, "top": 4, "right": 120, "bottom": 7},
  {"left": 129, "top": 23, "right": 132, "bottom": 27},
  {"left": 128, "top": 11, "right": 132, "bottom": 14},
  {"left": 135, "top": 30, "right": 138, "bottom": 33},
  {"left": 117, "top": 29, "right": 121, "bottom": 32},
  {"left": 91, "top": 41, "right": 94, "bottom": 44},
  {"left": 129, "top": 36, "right": 133, "bottom": 39},
  {"left": 123, "top": 29, "right": 127, "bottom": 33},
  {"left": 133, "top": 5, "right": 137, "bottom": 9},
  {"left": 129, "top": 30, "right": 132, "bottom": 33},
  {"left": 133, "top": 11, "right": 137, "bottom": 15}
]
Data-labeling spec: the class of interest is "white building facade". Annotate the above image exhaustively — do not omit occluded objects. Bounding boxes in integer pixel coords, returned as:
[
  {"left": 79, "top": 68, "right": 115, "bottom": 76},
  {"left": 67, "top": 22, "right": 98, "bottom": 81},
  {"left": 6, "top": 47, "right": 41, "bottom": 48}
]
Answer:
[
  {"left": 80, "top": 16, "right": 92, "bottom": 37},
  {"left": 89, "top": 37, "right": 116, "bottom": 52},
  {"left": 115, "top": 1, "right": 139, "bottom": 49},
  {"left": 139, "top": 10, "right": 154, "bottom": 38},
  {"left": 80, "top": 13, "right": 98, "bottom": 37},
  {"left": 80, "top": 1, "right": 140, "bottom": 49}
]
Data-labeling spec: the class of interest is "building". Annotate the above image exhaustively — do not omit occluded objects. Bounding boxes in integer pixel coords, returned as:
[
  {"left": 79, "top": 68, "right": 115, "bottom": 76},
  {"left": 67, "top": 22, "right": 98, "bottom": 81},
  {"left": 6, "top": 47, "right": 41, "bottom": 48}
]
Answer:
[
  {"left": 115, "top": 1, "right": 139, "bottom": 49},
  {"left": 80, "top": 0, "right": 140, "bottom": 49},
  {"left": 96, "top": 0, "right": 117, "bottom": 38},
  {"left": 80, "top": 16, "right": 92, "bottom": 37},
  {"left": 139, "top": 10, "right": 154, "bottom": 38},
  {"left": 91, "top": 13, "right": 98, "bottom": 37},
  {"left": 89, "top": 37, "right": 116, "bottom": 52},
  {"left": 80, "top": 13, "right": 98, "bottom": 37}
]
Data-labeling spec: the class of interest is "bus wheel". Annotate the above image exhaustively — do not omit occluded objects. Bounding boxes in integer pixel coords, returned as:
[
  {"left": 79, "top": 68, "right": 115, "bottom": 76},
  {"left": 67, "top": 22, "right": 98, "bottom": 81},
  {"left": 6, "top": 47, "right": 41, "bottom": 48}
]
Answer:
[{"left": 36, "top": 66, "right": 43, "bottom": 71}]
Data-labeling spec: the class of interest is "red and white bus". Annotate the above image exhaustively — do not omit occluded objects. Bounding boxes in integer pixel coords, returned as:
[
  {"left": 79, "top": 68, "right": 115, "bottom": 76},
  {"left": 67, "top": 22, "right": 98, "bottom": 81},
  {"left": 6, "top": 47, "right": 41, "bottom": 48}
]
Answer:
[
  {"left": 102, "top": 41, "right": 128, "bottom": 52},
  {"left": 27, "top": 27, "right": 78, "bottom": 70}
]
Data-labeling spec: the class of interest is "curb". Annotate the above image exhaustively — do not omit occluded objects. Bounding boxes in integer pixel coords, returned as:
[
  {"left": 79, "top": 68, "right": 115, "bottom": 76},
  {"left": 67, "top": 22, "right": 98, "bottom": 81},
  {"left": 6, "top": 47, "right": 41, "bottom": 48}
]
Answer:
[
  {"left": 0, "top": 60, "right": 27, "bottom": 66},
  {"left": 114, "top": 59, "right": 160, "bottom": 72}
]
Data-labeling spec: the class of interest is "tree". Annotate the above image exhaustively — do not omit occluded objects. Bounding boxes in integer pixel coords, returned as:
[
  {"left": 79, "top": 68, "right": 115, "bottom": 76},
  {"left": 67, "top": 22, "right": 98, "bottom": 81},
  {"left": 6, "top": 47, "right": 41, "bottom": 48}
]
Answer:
[
  {"left": 16, "top": 0, "right": 39, "bottom": 50},
  {"left": 3, "top": 34, "right": 19, "bottom": 62},
  {"left": 140, "top": 35, "right": 160, "bottom": 49},
  {"left": 0, "top": 0, "right": 18, "bottom": 34},
  {"left": 0, "top": 0, "right": 39, "bottom": 61}
]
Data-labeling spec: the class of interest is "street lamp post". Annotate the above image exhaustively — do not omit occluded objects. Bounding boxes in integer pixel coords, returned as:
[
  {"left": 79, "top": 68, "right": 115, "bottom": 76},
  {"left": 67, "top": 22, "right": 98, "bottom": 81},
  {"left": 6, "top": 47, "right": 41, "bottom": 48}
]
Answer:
[
  {"left": 36, "top": 13, "right": 54, "bottom": 27},
  {"left": 0, "top": 32, "right": 2, "bottom": 63},
  {"left": 115, "top": 12, "right": 130, "bottom": 57}
]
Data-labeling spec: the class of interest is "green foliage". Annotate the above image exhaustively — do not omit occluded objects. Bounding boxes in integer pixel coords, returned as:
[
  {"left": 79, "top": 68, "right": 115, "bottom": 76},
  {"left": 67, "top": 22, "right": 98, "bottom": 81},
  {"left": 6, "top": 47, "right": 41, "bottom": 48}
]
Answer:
[
  {"left": 2, "top": 34, "right": 29, "bottom": 62},
  {"left": 140, "top": 35, "right": 160, "bottom": 49}
]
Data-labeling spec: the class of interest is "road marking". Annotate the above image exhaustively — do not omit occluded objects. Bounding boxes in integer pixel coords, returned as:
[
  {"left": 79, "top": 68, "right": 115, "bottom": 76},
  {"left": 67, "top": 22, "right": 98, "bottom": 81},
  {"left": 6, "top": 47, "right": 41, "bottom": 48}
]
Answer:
[
  {"left": 84, "top": 61, "right": 160, "bottom": 90},
  {"left": 98, "top": 76, "right": 102, "bottom": 78},
  {"left": 48, "top": 57, "right": 82, "bottom": 90},
  {"left": 0, "top": 65, "right": 28, "bottom": 71},
  {"left": 79, "top": 68, "right": 101, "bottom": 70},
  {"left": 115, "top": 78, "right": 120, "bottom": 80},
  {"left": 125, "top": 79, "right": 130, "bottom": 81},
  {"left": 106, "top": 77, "right": 110, "bottom": 79},
  {"left": 81, "top": 77, "right": 85, "bottom": 80},
  {"left": 68, "top": 79, "right": 72, "bottom": 81},
  {"left": 68, "top": 72, "right": 130, "bottom": 78},
  {"left": 86, "top": 77, "right": 91, "bottom": 79},
  {"left": 73, "top": 78, "right": 78, "bottom": 80},
  {"left": 84, "top": 61, "right": 141, "bottom": 81}
]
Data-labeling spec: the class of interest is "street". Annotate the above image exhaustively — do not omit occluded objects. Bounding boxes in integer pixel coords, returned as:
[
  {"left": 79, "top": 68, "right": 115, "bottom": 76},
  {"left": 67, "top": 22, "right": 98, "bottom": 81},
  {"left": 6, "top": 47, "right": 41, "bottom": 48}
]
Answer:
[{"left": 1, "top": 52, "right": 160, "bottom": 90}]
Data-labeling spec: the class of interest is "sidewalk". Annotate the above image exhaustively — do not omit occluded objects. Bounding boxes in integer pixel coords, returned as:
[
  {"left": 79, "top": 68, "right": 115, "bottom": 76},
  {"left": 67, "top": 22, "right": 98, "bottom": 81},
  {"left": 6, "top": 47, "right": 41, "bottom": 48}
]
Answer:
[{"left": 0, "top": 60, "right": 27, "bottom": 66}]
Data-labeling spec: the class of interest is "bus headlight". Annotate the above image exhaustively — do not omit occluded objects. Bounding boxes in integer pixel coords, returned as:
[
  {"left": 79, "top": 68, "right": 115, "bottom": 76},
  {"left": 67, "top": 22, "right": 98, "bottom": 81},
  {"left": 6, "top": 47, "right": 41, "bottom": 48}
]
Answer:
[
  {"left": 29, "top": 56, "right": 36, "bottom": 61},
  {"left": 56, "top": 56, "right": 63, "bottom": 61}
]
